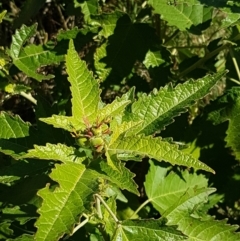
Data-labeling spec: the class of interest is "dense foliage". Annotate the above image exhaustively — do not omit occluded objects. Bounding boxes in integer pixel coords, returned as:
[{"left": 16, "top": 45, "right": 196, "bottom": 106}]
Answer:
[{"left": 1, "top": 0, "right": 240, "bottom": 240}]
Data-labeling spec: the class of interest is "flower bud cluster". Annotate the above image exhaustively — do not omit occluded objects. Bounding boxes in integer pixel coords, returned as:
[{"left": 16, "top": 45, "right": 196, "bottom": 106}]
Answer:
[{"left": 74, "top": 119, "right": 111, "bottom": 154}]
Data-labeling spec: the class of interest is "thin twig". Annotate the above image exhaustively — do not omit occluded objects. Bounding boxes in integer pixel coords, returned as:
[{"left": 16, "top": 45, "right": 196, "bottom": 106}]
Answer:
[{"left": 55, "top": 1, "right": 67, "bottom": 30}]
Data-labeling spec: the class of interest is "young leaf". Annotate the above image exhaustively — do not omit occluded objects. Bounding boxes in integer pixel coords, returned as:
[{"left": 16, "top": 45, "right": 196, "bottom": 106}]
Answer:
[
  {"left": 143, "top": 50, "right": 165, "bottom": 68},
  {"left": 40, "top": 115, "right": 85, "bottom": 132},
  {"left": 97, "top": 98, "right": 130, "bottom": 122},
  {"left": 128, "top": 71, "right": 227, "bottom": 135},
  {"left": 66, "top": 40, "right": 100, "bottom": 125},
  {"left": 112, "top": 219, "right": 186, "bottom": 241},
  {"left": 144, "top": 160, "right": 208, "bottom": 213},
  {"left": 23, "top": 143, "right": 85, "bottom": 164},
  {"left": 109, "top": 135, "right": 214, "bottom": 173},
  {"left": 0, "top": 10, "right": 7, "bottom": 23},
  {"left": 148, "top": 0, "right": 213, "bottom": 30},
  {"left": 35, "top": 162, "right": 99, "bottom": 241}
]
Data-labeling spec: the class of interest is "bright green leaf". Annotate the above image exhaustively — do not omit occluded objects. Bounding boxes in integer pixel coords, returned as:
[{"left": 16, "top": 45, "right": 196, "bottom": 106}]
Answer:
[
  {"left": 35, "top": 162, "right": 99, "bottom": 241},
  {"left": 109, "top": 135, "right": 214, "bottom": 173},
  {"left": 112, "top": 219, "right": 186, "bottom": 241},
  {"left": 128, "top": 71, "right": 227, "bottom": 135},
  {"left": 148, "top": 0, "right": 213, "bottom": 30},
  {"left": 23, "top": 143, "right": 85, "bottom": 164},
  {"left": 145, "top": 160, "right": 208, "bottom": 213},
  {"left": 10, "top": 24, "right": 64, "bottom": 81},
  {"left": 66, "top": 40, "right": 100, "bottom": 125},
  {"left": 163, "top": 188, "right": 240, "bottom": 240}
]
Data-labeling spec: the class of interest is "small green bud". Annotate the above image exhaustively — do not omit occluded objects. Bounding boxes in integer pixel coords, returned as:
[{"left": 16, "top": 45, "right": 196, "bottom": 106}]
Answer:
[
  {"left": 76, "top": 137, "right": 88, "bottom": 147},
  {"left": 90, "top": 137, "right": 104, "bottom": 147}
]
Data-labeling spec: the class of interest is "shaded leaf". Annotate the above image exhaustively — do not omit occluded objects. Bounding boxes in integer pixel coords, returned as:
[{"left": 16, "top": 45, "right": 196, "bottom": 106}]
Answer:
[
  {"left": 0, "top": 159, "right": 51, "bottom": 185},
  {"left": 13, "top": 0, "right": 46, "bottom": 29},
  {"left": 0, "top": 112, "right": 39, "bottom": 158}
]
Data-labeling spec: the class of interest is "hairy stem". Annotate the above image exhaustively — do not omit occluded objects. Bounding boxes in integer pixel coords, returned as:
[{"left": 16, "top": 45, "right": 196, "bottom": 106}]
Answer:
[{"left": 94, "top": 194, "right": 119, "bottom": 224}]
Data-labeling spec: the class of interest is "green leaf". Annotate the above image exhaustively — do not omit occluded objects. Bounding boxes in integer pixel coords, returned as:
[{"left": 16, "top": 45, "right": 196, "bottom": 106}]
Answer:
[
  {"left": 66, "top": 40, "right": 100, "bottom": 125},
  {"left": 40, "top": 115, "right": 85, "bottom": 132},
  {"left": 10, "top": 24, "right": 37, "bottom": 59},
  {"left": 0, "top": 112, "right": 39, "bottom": 158},
  {"left": 89, "top": 159, "right": 139, "bottom": 195},
  {"left": 92, "top": 12, "right": 123, "bottom": 38},
  {"left": 162, "top": 188, "right": 240, "bottom": 240},
  {"left": 23, "top": 143, "right": 85, "bottom": 164},
  {"left": 74, "top": 0, "right": 98, "bottom": 24},
  {"left": 109, "top": 135, "right": 214, "bottom": 173},
  {"left": 110, "top": 121, "right": 143, "bottom": 145},
  {"left": 97, "top": 98, "right": 130, "bottom": 122},
  {"left": 35, "top": 162, "right": 99, "bottom": 241},
  {"left": 10, "top": 24, "right": 64, "bottom": 81},
  {"left": 128, "top": 71, "right": 227, "bottom": 135},
  {"left": 143, "top": 50, "right": 165, "bottom": 68},
  {"left": 101, "top": 160, "right": 139, "bottom": 195},
  {"left": 0, "top": 10, "right": 7, "bottom": 23},
  {"left": 145, "top": 160, "right": 208, "bottom": 213},
  {"left": 148, "top": 0, "right": 213, "bottom": 30},
  {"left": 0, "top": 222, "right": 13, "bottom": 240},
  {"left": 112, "top": 219, "right": 186, "bottom": 241}
]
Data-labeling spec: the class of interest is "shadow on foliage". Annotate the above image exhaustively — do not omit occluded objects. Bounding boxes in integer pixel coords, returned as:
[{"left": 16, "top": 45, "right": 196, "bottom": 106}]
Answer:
[{"left": 101, "top": 14, "right": 158, "bottom": 87}]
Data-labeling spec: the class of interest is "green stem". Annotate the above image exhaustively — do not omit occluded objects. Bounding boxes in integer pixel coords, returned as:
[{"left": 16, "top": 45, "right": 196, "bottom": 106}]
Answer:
[
  {"left": 19, "top": 91, "right": 37, "bottom": 105},
  {"left": 94, "top": 194, "right": 119, "bottom": 224},
  {"left": 63, "top": 213, "right": 89, "bottom": 240},
  {"left": 130, "top": 199, "right": 151, "bottom": 219},
  {"left": 178, "top": 43, "right": 230, "bottom": 78},
  {"left": 229, "top": 47, "right": 240, "bottom": 81},
  {"left": 228, "top": 77, "right": 240, "bottom": 85}
]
